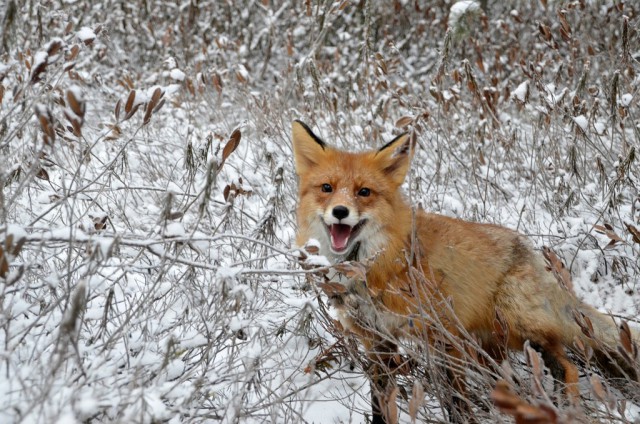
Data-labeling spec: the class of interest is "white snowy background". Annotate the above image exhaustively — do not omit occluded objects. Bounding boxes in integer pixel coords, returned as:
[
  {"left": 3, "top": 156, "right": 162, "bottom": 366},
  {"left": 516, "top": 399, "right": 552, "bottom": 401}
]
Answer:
[{"left": 0, "top": 1, "right": 639, "bottom": 423}]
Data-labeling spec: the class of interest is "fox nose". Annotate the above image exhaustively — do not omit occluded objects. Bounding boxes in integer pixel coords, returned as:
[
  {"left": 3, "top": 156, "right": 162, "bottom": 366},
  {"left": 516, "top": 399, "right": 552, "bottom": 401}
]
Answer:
[{"left": 332, "top": 206, "right": 349, "bottom": 220}]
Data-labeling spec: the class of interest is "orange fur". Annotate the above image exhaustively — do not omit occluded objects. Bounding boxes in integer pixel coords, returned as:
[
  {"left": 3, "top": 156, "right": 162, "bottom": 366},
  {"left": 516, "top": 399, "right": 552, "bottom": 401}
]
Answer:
[{"left": 292, "top": 121, "right": 638, "bottom": 421}]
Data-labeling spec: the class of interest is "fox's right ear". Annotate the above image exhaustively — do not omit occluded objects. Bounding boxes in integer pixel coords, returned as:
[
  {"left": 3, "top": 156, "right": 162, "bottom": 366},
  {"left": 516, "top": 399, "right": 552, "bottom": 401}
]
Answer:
[
  {"left": 292, "top": 120, "right": 327, "bottom": 175},
  {"left": 374, "top": 132, "right": 415, "bottom": 187}
]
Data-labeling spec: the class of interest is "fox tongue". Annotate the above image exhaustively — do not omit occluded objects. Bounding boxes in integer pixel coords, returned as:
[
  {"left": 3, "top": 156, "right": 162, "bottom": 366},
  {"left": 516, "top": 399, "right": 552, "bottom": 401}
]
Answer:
[{"left": 330, "top": 224, "right": 352, "bottom": 251}]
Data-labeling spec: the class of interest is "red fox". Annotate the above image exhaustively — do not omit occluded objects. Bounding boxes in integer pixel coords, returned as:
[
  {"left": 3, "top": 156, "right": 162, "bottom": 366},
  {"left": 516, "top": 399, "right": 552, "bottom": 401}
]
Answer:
[{"left": 291, "top": 120, "right": 639, "bottom": 423}]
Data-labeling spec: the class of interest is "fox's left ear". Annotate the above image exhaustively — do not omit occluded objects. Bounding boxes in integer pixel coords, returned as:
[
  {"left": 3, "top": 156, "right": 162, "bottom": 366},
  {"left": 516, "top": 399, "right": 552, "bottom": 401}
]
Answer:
[
  {"left": 375, "top": 132, "right": 415, "bottom": 186},
  {"left": 292, "top": 120, "right": 327, "bottom": 176}
]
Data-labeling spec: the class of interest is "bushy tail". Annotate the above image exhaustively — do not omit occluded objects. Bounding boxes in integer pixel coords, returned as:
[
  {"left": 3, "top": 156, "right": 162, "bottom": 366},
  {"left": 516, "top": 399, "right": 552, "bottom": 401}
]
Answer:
[{"left": 571, "top": 302, "right": 639, "bottom": 386}]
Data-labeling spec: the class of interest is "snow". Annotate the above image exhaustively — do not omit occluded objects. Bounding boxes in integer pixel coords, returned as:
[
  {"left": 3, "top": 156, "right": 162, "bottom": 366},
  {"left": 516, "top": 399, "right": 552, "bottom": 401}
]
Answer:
[
  {"left": 512, "top": 80, "right": 529, "bottom": 102},
  {"left": 304, "top": 254, "right": 331, "bottom": 267},
  {"left": 163, "top": 83, "right": 181, "bottom": 95},
  {"left": 75, "top": 393, "right": 99, "bottom": 420},
  {"left": 441, "top": 194, "right": 464, "bottom": 216},
  {"left": 32, "top": 51, "right": 48, "bottom": 69},
  {"left": 283, "top": 297, "right": 317, "bottom": 310},
  {"left": 237, "top": 64, "right": 249, "bottom": 81},
  {"left": 67, "top": 84, "right": 84, "bottom": 102},
  {"left": 573, "top": 115, "right": 588, "bottom": 132},
  {"left": 216, "top": 265, "right": 243, "bottom": 280},
  {"left": 449, "top": 1, "right": 481, "bottom": 28},
  {"left": 54, "top": 413, "right": 79, "bottom": 424},
  {"left": 76, "top": 27, "right": 96, "bottom": 42},
  {"left": 545, "top": 83, "right": 568, "bottom": 106},
  {"left": 164, "top": 221, "right": 185, "bottom": 238},
  {"left": 169, "top": 68, "right": 185, "bottom": 81},
  {"left": 619, "top": 93, "right": 633, "bottom": 107},
  {"left": 94, "top": 237, "right": 113, "bottom": 257},
  {"left": 5, "top": 224, "right": 27, "bottom": 241},
  {"left": 594, "top": 120, "right": 607, "bottom": 135}
]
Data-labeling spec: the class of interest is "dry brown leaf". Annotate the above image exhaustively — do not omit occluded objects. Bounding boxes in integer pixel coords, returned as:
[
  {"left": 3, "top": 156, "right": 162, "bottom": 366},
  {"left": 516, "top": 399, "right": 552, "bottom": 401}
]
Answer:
[
  {"left": 542, "top": 246, "right": 573, "bottom": 293},
  {"left": 0, "top": 245, "right": 7, "bottom": 279},
  {"left": 492, "top": 380, "right": 557, "bottom": 423},
  {"left": 515, "top": 403, "right": 554, "bottom": 423},
  {"left": 30, "top": 60, "right": 46, "bottom": 83},
  {"left": 186, "top": 77, "right": 195, "bottom": 96},
  {"left": 68, "top": 116, "right": 82, "bottom": 137},
  {"left": 573, "top": 310, "right": 594, "bottom": 338},
  {"left": 124, "top": 103, "right": 140, "bottom": 121},
  {"left": 143, "top": 104, "right": 153, "bottom": 126},
  {"left": 619, "top": 321, "right": 635, "bottom": 356},
  {"left": 4, "top": 234, "right": 14, "bottom": 255},
  {"left": 594, "top": 224, "right": 622, "bottom": 239},
  {"left": 493, "top": 307, "right": 508, "bottom": 342},
  {"left": 166, "top": 211, "right": 184, "bottom": 220},
  {"left": 304, "top": 243, "right": 319, "bottom": 255},
  {"left": 590, "top": 374, "right": 607, "bottom": 403},
  {"left": 35, "top": 168, "right": 50, "bottom": 181},
  {"left": 153, "top": 98, "right": 166, "bottom": 114},
  {"left": 395, "top": 116, "right": 413, "bottom": 128},
  {"left": 333, "top": 261, "right": 367, "bottom": 281},
  {"left": 68, "top": 69, "right": 84, "bottom": 81},
  {"left": 476, "top": 54, "right": 485, "bottom": 73},
  {"left": 150, "top": 87, "right": 163, "bottom": 105},
  {"left": 408, "top": 381, "right": 424, "bottom": 423},
  {"left": 114, "top": 99, "right": 121, "bottom": 121},
  {"left": 124, "top": 89, "right": 136, "bottom": 114},
  {"left": 526, "top": 344, "right": 546, "bottom": 396},
  {"left": 557, "top": 10, "right": 571, "bottom": 35},
  {"left": 212, "top": 73, "right": 223, "bottom": 94},
  {"left": 525, "top": 344, "right": 540, "bottom": 373},
  {"left": 67, "top": 44, "right": 80, "bottom": 61},
  {"left": 223, "top": 129, "right": 241, "bottom": 162},
  {"left": 317, "top": 281, "right": 348, "bottom": 297},
  {"left": 67, "top": 90, "right": 85, "bottom": 119},
  {"left": 143, "top": 88, "right": 164, "bottom": 126},
  {"left": 93, "top": 215, "right": 108, "bottom": 231},
  {"left": 47, "top": 40, "right": 62, "bottom": 56},
  {"left": 384, "top": 386, "right": 399, "bottom": 424},
  {"left": 538, "top": 22, "right": 552, "bottom": 41},
  {"left": 491, "top": 380, "right": 520, "bottom": 413},
  {"left": 35, "top": 107, "right": 56, "bottom": 144},
  {"left": 625, "top": 223, "right": 640, "bottom": 244},
  {"left": 4, "top": 231, "right": 24, "bottom": 259},
  {"left": 218, "top": 129, "right": 241, "bottom": 171},
  {"left": 223, "top": 185, "right": 231, "bottom": 202},
  {"left": 452, "top": 69, "right": 462, "bottom": 83}
]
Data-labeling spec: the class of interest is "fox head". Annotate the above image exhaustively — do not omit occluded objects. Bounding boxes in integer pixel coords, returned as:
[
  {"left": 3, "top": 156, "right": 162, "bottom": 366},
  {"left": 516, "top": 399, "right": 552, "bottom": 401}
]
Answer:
[{"left": 292, "top": 120, "right": 413, "bottom": 260}]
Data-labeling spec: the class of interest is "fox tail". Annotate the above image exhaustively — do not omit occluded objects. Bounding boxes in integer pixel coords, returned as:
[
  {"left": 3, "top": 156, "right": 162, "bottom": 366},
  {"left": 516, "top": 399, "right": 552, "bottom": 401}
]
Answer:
[{"left": 569, "top": 299, "right": 639, "bottom": 388}]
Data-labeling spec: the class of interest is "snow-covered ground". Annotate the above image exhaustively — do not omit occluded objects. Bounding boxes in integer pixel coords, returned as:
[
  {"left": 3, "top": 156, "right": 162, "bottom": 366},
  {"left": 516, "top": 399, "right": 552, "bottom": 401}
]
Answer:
[{"left": 1, "top": 1, "right": 639, "bottom": 423}]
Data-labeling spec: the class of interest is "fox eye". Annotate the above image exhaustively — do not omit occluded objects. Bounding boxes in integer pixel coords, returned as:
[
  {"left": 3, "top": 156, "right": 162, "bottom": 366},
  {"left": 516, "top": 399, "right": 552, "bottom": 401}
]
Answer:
[
  {"left": 321, "top": 183, "right": 333, "bottom": 193},
  {"left": 358, "top": 187, "right": 371, "bottom": 197}
]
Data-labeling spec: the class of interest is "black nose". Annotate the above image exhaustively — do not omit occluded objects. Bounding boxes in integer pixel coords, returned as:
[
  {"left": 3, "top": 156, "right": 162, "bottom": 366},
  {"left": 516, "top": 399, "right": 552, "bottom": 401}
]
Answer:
[{"left": 332, "top": 206, "right": 349, "bottom": 220}]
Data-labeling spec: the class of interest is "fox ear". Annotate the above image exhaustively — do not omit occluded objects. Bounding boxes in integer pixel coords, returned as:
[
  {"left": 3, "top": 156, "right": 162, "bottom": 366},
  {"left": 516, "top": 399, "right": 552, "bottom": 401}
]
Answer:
[
  {"left": 292, "top": 120, "right": 327, "bottom": 175},
  {"left": 375, "top": 132, "right": 414, "bottom": 186}
]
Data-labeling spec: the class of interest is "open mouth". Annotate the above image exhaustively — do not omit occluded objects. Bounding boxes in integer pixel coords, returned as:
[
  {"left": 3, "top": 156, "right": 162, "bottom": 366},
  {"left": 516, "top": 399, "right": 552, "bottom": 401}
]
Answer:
[{"left": 327, "top": 220, "right": 366, "bottom": 253}]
